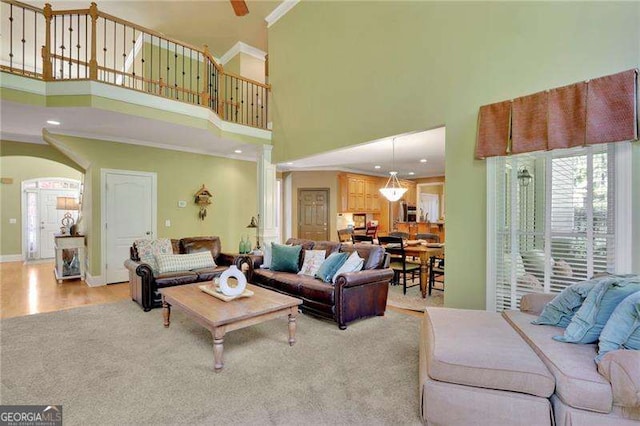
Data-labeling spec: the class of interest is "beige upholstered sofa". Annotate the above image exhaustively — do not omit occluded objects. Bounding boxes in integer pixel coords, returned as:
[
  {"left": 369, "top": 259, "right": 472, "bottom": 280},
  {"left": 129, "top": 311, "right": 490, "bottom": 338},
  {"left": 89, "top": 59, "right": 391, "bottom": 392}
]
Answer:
[{"left": 419, "top": 294, "right": 640, "bottom": 425}]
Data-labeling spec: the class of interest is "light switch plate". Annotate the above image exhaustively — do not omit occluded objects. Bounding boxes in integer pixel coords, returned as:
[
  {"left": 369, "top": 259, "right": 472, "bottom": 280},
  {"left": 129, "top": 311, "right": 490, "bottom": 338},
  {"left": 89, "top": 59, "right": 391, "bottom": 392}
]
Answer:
[
  {"left": 9, "top": 218, "right": 16, "bottom": 224},
  {"left": 165, "top": 220, "right": 171, "bottom": 227},
  {"left": 177, "top": 200, "right": 187, "bottom": 208}
]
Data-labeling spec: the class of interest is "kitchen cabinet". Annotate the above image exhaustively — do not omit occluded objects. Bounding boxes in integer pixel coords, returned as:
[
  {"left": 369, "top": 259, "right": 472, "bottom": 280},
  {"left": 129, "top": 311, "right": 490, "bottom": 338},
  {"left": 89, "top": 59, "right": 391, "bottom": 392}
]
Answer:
[
  {"left": 338, "top": 173, "right": 382, "bottom": 213},
  {"left": 399, "top": 179, "right": 417, "bottom": 205}
]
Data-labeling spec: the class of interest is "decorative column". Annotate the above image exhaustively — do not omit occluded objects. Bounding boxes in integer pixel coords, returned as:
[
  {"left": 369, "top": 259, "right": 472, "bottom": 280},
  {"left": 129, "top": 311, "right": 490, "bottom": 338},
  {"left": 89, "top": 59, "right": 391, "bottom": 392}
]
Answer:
[{"left": 257, "top": 144, "right": 278, "bottom": 249}]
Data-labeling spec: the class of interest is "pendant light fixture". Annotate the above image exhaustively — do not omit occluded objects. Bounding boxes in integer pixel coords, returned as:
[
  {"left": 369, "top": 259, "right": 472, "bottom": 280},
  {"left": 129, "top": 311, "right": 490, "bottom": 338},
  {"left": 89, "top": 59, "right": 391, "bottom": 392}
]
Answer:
[{"left": 379, "top": 138, "right": 407, "bottom": 202}]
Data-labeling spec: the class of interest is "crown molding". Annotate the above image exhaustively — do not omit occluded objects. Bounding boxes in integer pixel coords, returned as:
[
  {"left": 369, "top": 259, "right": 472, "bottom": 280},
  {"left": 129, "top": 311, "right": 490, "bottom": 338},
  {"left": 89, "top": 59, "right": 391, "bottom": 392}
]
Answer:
[
  {"left": 0, "top": 132, "right": 44, "bottom": 144},
  {"left": 220, "top": 42, "right": 267, "bottom": 66},
  {"left": 265, "top": 0, "right": 300, "bottom": 28}
]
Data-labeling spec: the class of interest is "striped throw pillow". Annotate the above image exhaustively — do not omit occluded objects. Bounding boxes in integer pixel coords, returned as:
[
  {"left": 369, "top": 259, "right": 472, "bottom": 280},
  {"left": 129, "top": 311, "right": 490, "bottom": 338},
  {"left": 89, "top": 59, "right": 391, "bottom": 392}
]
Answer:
[{"left": 155, "top": 252, "right": 216, "bottom": 274}]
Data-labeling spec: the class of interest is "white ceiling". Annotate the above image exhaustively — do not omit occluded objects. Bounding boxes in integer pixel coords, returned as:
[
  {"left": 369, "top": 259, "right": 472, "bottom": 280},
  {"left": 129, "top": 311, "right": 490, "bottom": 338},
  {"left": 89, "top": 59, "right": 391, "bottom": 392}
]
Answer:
[
  {"left": 278, "top": 127, "right": 446, "bottom": 179},
  {"left": 0, "top": 100, "right": 258, "bottom": 161}
]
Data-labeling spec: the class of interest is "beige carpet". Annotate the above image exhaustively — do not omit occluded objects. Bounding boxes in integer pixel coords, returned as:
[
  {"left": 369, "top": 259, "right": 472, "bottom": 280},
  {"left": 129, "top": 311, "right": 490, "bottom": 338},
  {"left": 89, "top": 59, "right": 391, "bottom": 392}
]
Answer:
[
  {"left": 1, "top": 300, "right": 423, "bottom": 425},
  {"left": 386, "top": 280, "right": 444, "bottom": 312}
]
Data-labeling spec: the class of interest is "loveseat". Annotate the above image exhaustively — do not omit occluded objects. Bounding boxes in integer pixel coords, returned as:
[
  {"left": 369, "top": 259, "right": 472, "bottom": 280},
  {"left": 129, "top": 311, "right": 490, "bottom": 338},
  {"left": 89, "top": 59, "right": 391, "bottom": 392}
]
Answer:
[
  {"left": 124, "top": 236, "right": 234, "bottom": 311},
  {"left": 419, "top": 294, "right": 640, "bottom": 425},
  {"left": 246, "top": 239, "right": 394, "bottom": 329}
]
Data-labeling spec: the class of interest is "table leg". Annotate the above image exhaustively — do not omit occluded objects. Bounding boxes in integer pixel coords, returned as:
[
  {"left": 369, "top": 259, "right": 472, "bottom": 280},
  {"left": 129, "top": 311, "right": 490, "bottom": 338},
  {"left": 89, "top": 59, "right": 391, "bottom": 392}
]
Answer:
[
  {"left": 419, "top": 252, "right": 429, "bottom": 298},
  {"left": 162, "top": 297, "right": 171, "bottom": 327},
  {"left": 288, "top": 307, "right": 298, "bottom": 346},
  {"left": 213, "top": 328, "right": 225, "bottom": 372}
]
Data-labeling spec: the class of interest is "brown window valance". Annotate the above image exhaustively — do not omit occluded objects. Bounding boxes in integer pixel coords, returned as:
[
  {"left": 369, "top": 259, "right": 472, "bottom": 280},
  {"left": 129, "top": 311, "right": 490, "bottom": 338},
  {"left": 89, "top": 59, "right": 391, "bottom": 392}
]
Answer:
[{"left": 475, "top": 69, "right": 638, "bottom": 159}]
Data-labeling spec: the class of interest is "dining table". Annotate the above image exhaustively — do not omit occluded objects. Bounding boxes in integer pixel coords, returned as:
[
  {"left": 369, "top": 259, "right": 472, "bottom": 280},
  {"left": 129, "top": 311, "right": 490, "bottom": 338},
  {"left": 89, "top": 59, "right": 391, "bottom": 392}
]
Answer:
[{"left": 384, "top": 242, "right": 444, "bottom": 298}]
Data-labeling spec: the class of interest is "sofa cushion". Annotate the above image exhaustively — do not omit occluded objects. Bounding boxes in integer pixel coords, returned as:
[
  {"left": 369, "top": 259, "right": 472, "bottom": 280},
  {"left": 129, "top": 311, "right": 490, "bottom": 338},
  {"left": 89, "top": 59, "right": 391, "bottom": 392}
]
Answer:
[
  {"left": 155, "top": 252, "right": 216, "bottom": 274},
  {"left": 155, "top": 271, "right": 199, "bottom": 288},
  {"left": 192, "top": 266, "right": 227, "bottom": 281},
  {"left": 311, "top": 241, "right": 341, "bottom": 258},
  {"left": 597, "top": 350, "right": 640, "bottom": 409},
  {"left": 503, "top": 310, "right": 613, "bottom": 413},
  {"left": 554, "top": 276, "right": 640, "bottom": 344},
  {"left": 134, "top": 238, "right": 173, "bottom": 275},
  {"left": 315, "top": 252, "right": 348, "bottom": 283},
  {"left": 532, "top": 279, "right": 600, "bottom": 327},
  {"left": 298, "top": 276, "right": 335, "bottom": 305},
  {"left": 254, "top": 269, "right": 302, "bottom": 296},
  {"left": 423, "top": 308, "right": 554, "bottom": 398},
  {"left": 180, "top": 236, "right": 221, "bottom": 259},
  {"left": 271, "top": 243, "right": 302, "bottom": 273}
]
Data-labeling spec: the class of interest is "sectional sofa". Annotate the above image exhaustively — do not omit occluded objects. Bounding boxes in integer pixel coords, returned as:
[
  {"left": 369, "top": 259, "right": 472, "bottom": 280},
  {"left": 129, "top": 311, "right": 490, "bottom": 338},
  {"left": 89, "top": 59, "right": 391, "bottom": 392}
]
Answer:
[{"left": 420, "top": 293, "right": 639, "bottom": 425}]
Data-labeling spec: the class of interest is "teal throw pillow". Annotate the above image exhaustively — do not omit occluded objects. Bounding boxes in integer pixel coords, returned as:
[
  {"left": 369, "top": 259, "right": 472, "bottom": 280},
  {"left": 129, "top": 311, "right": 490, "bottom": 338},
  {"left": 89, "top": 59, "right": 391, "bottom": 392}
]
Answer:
[
  {"left": 315, "top": 252, "right": 348, "bottom": 283},
  {"left": 596, "top": 291, "right": 640, "bottom": 362},
  {"left": 554, "top": 275, "right": 640, "bottom": 344},
  {"left": 270, "top": 243, "right": 302, "bottom": 273},
  {"left": 532, "top": 278, "right": 600, "bottom": 327}
]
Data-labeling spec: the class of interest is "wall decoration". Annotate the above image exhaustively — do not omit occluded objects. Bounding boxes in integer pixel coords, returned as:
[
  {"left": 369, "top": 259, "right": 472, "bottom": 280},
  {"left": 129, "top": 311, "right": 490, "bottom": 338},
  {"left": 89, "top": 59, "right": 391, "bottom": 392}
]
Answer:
[{"left": 194, "top": 184, "right": 212, "bottom": 220}]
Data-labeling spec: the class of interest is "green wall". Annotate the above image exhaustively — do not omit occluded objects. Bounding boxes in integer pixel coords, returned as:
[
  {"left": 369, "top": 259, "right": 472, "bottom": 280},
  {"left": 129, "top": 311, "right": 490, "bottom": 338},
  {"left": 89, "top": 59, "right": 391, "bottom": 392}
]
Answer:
[
  {"left": 269, "top": 1, "right": 640, "bottom": 309},
  {"left": 28, "top": 136, "right": 257, "bottom": 276},
  {"left": 0, "top": 154, "right": 83, "bottom": 257}
]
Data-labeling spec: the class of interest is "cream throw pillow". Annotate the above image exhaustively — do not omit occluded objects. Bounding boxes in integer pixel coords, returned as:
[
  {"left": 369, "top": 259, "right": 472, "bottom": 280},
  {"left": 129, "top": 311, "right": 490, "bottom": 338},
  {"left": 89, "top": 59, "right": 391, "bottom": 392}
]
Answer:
[{"left": 298, "top": 250, "right": 326, "bottom": 276}]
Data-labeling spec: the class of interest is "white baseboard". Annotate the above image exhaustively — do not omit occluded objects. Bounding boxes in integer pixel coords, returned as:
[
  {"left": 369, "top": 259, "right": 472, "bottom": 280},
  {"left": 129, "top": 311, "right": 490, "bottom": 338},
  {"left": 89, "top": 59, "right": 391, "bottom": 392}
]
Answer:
[
  {"left": 85, "top": 272, "right": 106, "bottom": 287},
  {"left": 0, "top": 254, "right": 24, "bottom": 263}
]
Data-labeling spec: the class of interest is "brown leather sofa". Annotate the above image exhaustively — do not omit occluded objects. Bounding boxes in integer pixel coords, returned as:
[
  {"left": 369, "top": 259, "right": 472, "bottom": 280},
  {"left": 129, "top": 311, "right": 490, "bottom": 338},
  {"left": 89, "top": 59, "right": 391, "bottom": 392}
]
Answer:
[
  {"left": 246, "top": 239, "right": 394, "bottom": 329},
  {"left": 124, "top": 236, "right": 234, "bottom": 311}
]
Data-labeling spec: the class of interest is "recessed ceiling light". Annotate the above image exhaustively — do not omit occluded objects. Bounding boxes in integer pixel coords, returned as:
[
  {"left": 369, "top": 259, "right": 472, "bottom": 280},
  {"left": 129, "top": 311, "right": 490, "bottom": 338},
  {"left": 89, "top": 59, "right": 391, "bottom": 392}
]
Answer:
[
  {"left": 374, "top": 165, "right": 381, "bottom": 169},
  {"left": 408, "top": 172, "right": 415, "bottom": 176},
  {"left": 46, "top": 120, "right": 61, "bottom": 125},
  {"left": 234, "top": 149, "right": 242, "bottom": 154},
  {"left": 420, "top": 158, "right": 427, "bottom": 163},
  {"left": 286, "top": 162, "right": 294, "bottom": 165}
]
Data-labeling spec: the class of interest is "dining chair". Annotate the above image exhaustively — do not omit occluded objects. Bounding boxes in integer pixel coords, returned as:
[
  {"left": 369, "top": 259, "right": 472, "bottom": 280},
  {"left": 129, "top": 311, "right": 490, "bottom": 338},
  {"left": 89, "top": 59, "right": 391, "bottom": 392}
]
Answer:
[
  {"left": 378, "top": 236, "right": 421, "bottom": 295},
  {"left": 337, "top": 228, "right": 353, "bottom": 243},
  {"left": 352, "top": 234, "right": 374, "bottom": 244},
  {"left": 429, "top": 253, "right": 445, "bottom": 295},
  {"left": 365, "top": 224, "right": 378, "bottom": 239},
  {"left": 416, "top": 233, "right": 440, "bottom": 243}
]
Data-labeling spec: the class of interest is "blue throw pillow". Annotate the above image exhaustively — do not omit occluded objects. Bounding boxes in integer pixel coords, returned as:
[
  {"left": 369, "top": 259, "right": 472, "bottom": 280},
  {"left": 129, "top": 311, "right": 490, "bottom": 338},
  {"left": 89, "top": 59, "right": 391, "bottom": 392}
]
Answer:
[
  {"left": 554, "top": 275, "right": 640, "bottom": 344},
  {"left": 532, "top": 279, "right": 600, "bottom": 327},
  {"left": 270, "top": 243, "right": 302, "bottom": 273},
  {"left": 315, "top": 252, "right": 348, "bottom": 283},
  {"left": 596, "top": 291, "right": 640, "bottom": 362}
]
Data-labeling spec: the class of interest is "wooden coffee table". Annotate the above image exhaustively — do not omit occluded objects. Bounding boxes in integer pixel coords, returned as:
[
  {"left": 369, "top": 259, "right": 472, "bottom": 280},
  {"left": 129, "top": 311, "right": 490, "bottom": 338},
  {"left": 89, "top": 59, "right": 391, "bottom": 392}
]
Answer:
[{"left": 160, "top": 283, "right": 302, "bottom": 372}]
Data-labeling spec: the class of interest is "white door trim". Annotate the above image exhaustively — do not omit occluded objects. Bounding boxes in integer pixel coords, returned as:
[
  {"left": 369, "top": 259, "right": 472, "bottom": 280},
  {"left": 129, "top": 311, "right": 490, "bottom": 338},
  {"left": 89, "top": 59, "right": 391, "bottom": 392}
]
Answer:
[{"left": 100, "top": 168, "right": 157, "bottom": 285}]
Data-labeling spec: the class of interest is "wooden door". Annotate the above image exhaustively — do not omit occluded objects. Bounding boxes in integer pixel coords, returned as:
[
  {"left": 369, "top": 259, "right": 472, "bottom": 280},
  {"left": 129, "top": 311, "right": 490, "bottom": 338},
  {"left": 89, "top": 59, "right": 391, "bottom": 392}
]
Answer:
[{"left": 298, "top": 189, "right": 329, "bottom": 241}]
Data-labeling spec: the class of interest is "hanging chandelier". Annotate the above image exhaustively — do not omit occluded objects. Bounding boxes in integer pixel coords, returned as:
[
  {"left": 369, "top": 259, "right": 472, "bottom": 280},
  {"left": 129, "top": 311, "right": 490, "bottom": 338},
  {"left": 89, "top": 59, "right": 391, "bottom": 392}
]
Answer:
[{"left": 379, "top": 138, "right": 407, "bottom": 202}]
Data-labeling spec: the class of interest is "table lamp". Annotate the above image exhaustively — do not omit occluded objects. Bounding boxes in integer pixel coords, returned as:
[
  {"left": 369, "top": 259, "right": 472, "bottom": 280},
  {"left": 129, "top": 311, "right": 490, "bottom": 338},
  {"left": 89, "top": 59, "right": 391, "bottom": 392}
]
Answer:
[{"left": 56, "top": 196, "right": 79, "bottom": 234}]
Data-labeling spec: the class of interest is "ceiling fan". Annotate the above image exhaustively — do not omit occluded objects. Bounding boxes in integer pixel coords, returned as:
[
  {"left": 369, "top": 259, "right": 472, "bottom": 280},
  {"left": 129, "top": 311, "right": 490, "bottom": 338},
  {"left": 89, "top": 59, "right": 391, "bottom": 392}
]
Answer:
[{"left": 230, "top": 0, "right": 249, "bottom": 16}]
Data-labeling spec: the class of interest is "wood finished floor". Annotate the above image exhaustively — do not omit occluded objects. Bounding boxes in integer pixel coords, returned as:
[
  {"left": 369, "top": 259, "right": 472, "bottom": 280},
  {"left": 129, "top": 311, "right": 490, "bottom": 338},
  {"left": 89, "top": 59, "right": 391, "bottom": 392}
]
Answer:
[
  {"left": 0, "top": 261, "right": 130, "bottom": 319},
  {"left": 0, "top": 260, "right": 419, "bottom": 320}
]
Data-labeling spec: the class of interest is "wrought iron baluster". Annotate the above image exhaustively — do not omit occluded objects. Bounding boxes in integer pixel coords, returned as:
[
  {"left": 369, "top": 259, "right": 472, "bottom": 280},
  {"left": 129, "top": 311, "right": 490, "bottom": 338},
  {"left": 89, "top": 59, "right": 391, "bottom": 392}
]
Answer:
[
  {"left": 21, "top": 7, "right": 25, "bottom": 73},
  {"left": 132, "top": 27, "right": 136, "bottom": 89}
]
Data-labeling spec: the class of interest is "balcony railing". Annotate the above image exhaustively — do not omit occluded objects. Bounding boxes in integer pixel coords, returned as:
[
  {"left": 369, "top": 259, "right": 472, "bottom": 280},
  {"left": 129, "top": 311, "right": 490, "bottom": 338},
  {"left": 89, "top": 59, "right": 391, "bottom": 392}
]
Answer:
[{"left": 0, "top": 0, "right": 270, "bottom": 129}]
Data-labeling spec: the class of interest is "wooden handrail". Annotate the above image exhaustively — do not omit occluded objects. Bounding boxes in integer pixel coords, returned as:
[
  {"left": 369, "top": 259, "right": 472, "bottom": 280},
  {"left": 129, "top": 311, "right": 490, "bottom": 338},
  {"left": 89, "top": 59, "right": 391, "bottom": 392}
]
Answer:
[
  {"left": 2, "top": 0, "right": 42, "bottom": 14},
  {"left": 51, "top": 8, "right": 90, "bottom": 16},
  {"left": 96, "top": 10, "right": 206, "bottom": 55},
  {"left": 223, "top": 71, "right": 271, "bottom": 90}
]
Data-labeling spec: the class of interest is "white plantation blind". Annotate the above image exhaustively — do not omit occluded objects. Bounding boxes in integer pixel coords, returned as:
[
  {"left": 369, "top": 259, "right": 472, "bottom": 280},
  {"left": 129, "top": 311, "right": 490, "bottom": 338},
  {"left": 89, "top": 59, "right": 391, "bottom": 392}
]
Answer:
[{"left": 489, "top": 143, "right": 628, "bottom": 312}]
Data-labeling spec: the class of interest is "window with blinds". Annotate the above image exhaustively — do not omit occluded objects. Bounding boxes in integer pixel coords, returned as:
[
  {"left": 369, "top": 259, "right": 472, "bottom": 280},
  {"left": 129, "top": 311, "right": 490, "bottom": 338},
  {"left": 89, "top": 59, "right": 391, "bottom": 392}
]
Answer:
[{"left": 489, "top": 143, "right": 628, "bottom": 312}]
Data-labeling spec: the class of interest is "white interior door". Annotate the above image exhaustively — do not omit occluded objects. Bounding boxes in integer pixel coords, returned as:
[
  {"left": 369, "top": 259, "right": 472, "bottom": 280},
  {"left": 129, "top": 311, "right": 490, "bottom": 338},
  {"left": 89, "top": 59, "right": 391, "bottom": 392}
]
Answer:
[
  {"left": 104, "top": 171, "right": 156, "bottom": 284},
  {"left": 39, "top": 189, "right": 78, "bottom": 259}
]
